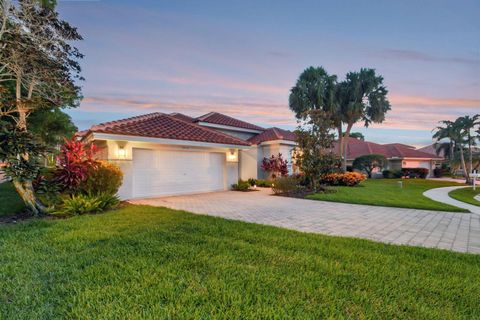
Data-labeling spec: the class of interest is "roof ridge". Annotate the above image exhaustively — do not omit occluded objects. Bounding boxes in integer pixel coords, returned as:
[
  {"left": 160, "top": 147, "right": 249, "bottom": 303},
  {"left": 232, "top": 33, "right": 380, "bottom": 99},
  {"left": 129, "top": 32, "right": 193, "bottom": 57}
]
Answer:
[
  {"left": 195, "top": 111, "right": 216, "bottom": 122},
  {"left": 164, "top": 113, "right": 251, "bottom": 146},
  {"left": 90, "top": 112, "right": 163, "bottom": 131}
]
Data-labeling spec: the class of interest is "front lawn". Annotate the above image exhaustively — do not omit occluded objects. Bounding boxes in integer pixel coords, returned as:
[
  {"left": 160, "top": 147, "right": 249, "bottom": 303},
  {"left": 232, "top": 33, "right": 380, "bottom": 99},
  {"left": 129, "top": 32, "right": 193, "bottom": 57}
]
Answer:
[
  {"left": 1, "top": 205, "right": 479, "bottom": 318},
  {"left": 0, "top": 182, "right": 25, "bottom": 217},
  {"left": 449, "top": 187, "right": 480, "bottom": 207},
  {"left": 307, "top": 179, "right": 468, "bottom": 212}
]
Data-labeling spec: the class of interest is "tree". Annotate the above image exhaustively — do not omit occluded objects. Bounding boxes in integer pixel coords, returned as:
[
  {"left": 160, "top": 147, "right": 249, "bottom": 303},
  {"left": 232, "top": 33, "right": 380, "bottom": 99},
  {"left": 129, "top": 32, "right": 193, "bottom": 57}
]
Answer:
[
  {"left": 337, "top": 69, "right": 390, "bottom": 171},
  {"left": 0, "top": 0, "right": 83, "bottom": 215},
  {"left": 345, "top": 132, "right": 364, "bottom": 141},
  {"left": 352, "top": 154, "right": 386, "bottom": 178},
  {"left": 294, "top": 110, "right": 340, "bottom": 190},
  {"left": 289, "top": 67, "right": 390, "bottom": 172},
  {"left": 457, "top": 115, "right": 480, "bottom": 175},
  {"left": 29, "top": 109, "right": 77, "bottom": 148},
  {"left": 433, "top": 119, "right": 469, "bottom": 183}
]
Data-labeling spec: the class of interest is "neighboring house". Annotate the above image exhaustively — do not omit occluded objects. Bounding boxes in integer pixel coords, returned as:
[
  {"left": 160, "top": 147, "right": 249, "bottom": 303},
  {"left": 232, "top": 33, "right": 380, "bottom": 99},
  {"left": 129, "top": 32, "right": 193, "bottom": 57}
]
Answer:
[
  {"left": 339, "top": 138, "right": 443, "bottom": 176},
  {"left": 78, "top": 112, "right": 296, "bottom": 199}
]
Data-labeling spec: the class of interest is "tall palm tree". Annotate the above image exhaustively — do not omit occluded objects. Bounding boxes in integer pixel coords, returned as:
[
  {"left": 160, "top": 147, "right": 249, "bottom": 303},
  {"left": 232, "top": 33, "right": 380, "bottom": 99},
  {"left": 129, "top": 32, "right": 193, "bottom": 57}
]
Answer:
[
  {"left": 337, "top": 68, "right": 390, "bottom": 171},
  {"left": 433, "top": 119, "right": 469, "bottom": 183},
  {"left": 458, "top": 114, "right": 480, "bottom": 175}
]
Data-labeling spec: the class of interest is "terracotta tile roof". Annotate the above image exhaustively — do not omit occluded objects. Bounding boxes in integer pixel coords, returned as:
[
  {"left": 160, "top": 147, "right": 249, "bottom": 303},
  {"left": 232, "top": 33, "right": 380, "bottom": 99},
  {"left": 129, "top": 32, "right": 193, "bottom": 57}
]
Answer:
[
  {"left": 170, "top": 112, "right": 195, "bottom": 122},
  {"left": 196, "top": 112, "right": 264, "bottom": 131},
  {"left": 87, "top": 112, "right": 250, "bottom": 146},
  {"left": 336, "top": 138, "right": 443, "bottom": 160},
  {"left": 248, "top": 127, "right": 296, "bottom": 144}
]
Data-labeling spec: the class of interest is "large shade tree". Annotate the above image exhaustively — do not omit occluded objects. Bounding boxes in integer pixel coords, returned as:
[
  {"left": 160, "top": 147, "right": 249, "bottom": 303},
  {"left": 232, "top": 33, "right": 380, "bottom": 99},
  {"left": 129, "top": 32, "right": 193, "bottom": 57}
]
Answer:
[
  {"left": 0, "top": 0, "right": 83, "bottom": 215},
  {"left": 458, "top": 114, "right": 479, "bottom": 175}
]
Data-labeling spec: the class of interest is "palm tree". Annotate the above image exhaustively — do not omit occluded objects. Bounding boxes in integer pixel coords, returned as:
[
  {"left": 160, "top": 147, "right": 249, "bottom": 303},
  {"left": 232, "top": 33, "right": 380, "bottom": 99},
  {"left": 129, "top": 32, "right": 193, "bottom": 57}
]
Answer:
[
  {"left": 337, "top": 69, "right": 391, "bottom": 171},
  {"left": 458, "top": 115, "right": 480, "bottom": 175},
  {"left": 433, "top": 119, "right": 469, "bottom": 183}
]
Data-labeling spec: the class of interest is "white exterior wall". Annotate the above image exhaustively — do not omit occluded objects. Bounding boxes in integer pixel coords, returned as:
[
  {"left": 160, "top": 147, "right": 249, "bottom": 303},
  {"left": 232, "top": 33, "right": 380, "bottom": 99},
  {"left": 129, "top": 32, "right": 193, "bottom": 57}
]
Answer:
[
  {"left": 214, "top": 128, "right": 256, "bottom": 141},
  {"left": 239, "top": 146, "right": 259, "bottom": 180},
  {"left": 258, "top": 142, "right": 296, "bottom": 179}
]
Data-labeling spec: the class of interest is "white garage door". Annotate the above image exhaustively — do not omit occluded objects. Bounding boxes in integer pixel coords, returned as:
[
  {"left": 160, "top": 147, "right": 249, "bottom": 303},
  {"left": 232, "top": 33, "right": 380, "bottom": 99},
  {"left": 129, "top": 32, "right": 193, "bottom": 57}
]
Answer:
[{"left": 132, "top": 148, "right": 225, "bottom": 198}]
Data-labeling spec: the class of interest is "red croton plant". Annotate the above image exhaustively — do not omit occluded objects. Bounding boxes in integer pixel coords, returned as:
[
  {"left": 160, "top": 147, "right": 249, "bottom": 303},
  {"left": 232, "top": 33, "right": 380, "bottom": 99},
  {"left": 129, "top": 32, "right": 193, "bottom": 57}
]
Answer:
[
  {"left": 55, "top": 138, "right": 98, "bottom": 192},
  {"left": 261, "top": 153, "right": 289, "bottom": 179}
]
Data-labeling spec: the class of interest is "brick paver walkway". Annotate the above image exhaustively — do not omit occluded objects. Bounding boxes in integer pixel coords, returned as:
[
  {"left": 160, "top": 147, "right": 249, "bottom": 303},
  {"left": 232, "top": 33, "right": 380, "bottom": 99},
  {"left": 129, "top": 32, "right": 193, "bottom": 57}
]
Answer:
[{"left": 131, "top": 189, "right": 480, "bottom": 254}]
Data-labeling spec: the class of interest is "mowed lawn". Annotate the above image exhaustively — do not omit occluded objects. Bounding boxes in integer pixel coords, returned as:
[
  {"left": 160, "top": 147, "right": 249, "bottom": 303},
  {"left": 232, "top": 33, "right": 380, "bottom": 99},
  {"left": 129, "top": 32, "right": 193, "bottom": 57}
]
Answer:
[
  {"left": 1, "top": 205, "right": 480, "bottom": 319},
  {"left": 449, "top": 187, "right": 480, "bottom": 207},
  {"left": 0, "top": 182, "right": 25, "bottom": 217},
  {"left": 308, "top": 179, "right": 468, "bottom": 212}
]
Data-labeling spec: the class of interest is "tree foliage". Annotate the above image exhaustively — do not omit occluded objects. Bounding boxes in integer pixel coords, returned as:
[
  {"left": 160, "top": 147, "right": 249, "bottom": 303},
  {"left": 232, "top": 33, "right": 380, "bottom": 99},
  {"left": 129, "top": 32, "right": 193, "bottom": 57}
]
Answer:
[
  {"left": 0, "top": 0, "right": 83, "bottom": 214},
  {"left": 352, "top": 154, "right": 386, "bottom": 178},
  {"left": 294, "top": 110, "right": 340, "bottom": 190}
]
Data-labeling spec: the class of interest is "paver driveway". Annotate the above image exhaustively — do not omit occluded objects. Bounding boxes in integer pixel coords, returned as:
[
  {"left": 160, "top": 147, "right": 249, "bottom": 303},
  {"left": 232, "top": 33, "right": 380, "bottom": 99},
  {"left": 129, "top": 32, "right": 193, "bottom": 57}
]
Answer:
[{"left": 131, "top": 188, "right": 480, "bottom": 254}]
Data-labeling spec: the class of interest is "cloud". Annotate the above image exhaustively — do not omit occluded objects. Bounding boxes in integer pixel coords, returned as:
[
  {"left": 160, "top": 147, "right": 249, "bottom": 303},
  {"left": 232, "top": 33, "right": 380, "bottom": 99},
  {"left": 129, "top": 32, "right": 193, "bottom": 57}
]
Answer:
[
  {"left": 377, "top": 49, "right": 479, "bottom": 66},
  {"left": 389, "top": 94, "right": 480, "bottom": 108}
]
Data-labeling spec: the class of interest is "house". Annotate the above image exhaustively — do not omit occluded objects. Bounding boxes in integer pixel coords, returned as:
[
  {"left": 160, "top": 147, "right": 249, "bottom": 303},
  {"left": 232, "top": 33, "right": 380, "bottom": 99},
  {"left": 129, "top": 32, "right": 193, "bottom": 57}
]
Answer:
[
  {"left": 339, "top": 138, "right": 443, "bottom": 176},
  {"left": 78, "top": 112, "right": 296, "bottom": 199}
]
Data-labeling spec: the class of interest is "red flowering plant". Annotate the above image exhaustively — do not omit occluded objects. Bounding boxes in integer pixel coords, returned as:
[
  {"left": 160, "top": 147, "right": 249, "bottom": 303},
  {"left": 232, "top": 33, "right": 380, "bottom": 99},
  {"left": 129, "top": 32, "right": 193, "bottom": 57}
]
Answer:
[
  {"left": 261, "top": 153, "right": 289, "bottom": 179},
  {"left": 55, "top": 138, "right": 98, "bottom": 192}
]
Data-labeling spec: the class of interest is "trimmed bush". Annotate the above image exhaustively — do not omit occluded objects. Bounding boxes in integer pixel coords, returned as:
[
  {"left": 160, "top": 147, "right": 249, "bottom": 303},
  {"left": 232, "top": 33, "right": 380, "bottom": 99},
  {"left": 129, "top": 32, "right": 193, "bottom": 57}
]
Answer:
[
  {"left": 247, "top": 179, "right": 273, "bottom": 188},
  {"left": 401, "top": 168, "right": 429, "bottom": 179},
  {"left": 321, "top": 172, "right": 366, "bottom": 187},
  {"left": 231, "top": 180, "right": 251, "bottom": 191},
  {"left": 79, "top": 161, "right": 123, "bottom": 196}
]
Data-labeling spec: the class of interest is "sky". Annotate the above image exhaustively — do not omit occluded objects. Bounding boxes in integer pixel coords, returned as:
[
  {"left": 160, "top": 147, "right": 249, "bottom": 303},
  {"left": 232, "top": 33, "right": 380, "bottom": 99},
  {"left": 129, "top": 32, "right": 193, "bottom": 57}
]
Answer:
[{"left": 58, "top": 0, "right": 480, "bottom": 147}]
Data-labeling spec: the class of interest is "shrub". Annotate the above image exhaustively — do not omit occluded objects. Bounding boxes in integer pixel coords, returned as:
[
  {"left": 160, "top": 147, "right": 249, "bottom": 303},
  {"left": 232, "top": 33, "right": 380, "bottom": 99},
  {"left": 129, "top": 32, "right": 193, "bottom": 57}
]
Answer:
[
  {"left": 261, "top": 153, "right": 289, "bottom": 179},
  {"left": 57, "top": 194, "right": 103, "bottom": 215},
  {"left": 382, "top": 170, "right": 392, "bottom": 179},
  {"left": 321, "top": 172, "right": 366, "bottom": 187},
  {"left": 271, "top": 176, "right": 304, "bottom": 195},
  {"left": 54, "top": 139, "right": 97, "bottom": 192},
  {"left": 231, "top": 180, "right": 251, "bottom": 191},
  {"left": 247, "top": 179, "right": 273, "bottom": 188},
  {"left": 79, "top": 161, "right": 123, "bottom": 195},
  {"left": 56, "top": 192, "right": 120, "bottom": 216},
  {"left": 401, "top": 168, "right": 429, "bottom": 179},
  {"left": 433, "top": 168, "right": 443, "bottom": 178}
]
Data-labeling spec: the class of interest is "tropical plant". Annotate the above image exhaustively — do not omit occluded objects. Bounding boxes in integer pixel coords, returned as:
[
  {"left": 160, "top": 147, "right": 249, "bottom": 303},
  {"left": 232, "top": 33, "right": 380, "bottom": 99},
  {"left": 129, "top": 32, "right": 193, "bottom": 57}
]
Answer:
[
  {"left": 0, "top": 0, "right": 83, "bottom": 215},
  {"left": 261, "top": 153, "right": 289, "bottom": 179},
  {"left": 271, "top": 176, "right": 305, "bottom": 195},
  {"left": 231, "top": 180, "right": 251, "bottom": 191},
  {"left": 352, "top": 154, "right": 386, "bottom": 178},
  {"left": 347, "top": 132, "right": 365, "bottom": 141},
  {"left": 54, "top": 139, "right": 97, "bottom": 192}
]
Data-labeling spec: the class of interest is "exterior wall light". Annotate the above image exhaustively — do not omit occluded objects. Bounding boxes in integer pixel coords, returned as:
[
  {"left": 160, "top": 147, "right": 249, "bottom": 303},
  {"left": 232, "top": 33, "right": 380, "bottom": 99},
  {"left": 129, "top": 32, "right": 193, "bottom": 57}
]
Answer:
[
  {"left": 226, "top": 149, "right": 238, "bottom": 162},
  {"left": 117, "top": 146, "right": 126, "bottom": 159}
]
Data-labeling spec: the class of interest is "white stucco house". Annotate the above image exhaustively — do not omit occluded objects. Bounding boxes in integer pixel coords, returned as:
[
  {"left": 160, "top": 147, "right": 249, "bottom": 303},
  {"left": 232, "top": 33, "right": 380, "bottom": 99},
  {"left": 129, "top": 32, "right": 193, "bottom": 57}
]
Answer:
[{"left": 78, "top": 112, "right": 297, "bottom": 199}]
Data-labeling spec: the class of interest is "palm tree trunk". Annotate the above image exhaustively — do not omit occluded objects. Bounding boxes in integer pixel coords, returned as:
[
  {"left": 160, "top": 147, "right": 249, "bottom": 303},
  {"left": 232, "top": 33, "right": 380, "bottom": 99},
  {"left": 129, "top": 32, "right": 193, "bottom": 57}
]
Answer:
[
  {"left": 342, "top": 123, "right": 353, "bottom": 171},
  {"left": 468, "top": 133, "right": 473, "bottom": 175},
  {"left": 459, "top": 145, "right": 470, "bottom": 184}
]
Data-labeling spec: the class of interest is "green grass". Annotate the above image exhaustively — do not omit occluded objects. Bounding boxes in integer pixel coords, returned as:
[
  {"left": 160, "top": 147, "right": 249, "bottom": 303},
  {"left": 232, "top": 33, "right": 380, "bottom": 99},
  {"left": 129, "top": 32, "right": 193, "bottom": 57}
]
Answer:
[
  {"left": 449, "top": 187, "right": 480, "bottom": 207},
  {"left": 0, "top": 182, "right": 25, "bottom": 217},
  {"left": 1, "top": 205, "right": 479, "bottom": 318},
  {"left": 308, "top": 179, "right": 468, "bottom": 212}
]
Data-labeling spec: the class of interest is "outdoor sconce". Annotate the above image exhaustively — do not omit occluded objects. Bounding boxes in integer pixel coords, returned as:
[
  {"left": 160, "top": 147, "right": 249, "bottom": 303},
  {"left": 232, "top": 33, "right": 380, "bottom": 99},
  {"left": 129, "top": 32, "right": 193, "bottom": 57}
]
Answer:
[
  {"left": 117, "top": 145, "right": 126, "bottom": 159},
  {"left": 226, "top": 149, "right": 238, "bottom": 162}
]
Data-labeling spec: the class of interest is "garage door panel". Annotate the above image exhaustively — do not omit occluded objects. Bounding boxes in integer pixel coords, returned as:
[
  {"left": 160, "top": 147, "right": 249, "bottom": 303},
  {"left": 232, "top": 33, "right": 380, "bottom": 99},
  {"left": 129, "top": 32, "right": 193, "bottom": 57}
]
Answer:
[{"left": 132, "top": 149, "right": 225, "bottom": 198}]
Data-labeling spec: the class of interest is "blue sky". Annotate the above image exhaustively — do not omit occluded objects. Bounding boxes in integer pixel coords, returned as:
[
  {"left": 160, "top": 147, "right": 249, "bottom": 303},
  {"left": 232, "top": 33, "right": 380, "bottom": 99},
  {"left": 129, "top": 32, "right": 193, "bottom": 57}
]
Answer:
[{"left": 59, "top": 0, "right": 479, "bottom": 146}]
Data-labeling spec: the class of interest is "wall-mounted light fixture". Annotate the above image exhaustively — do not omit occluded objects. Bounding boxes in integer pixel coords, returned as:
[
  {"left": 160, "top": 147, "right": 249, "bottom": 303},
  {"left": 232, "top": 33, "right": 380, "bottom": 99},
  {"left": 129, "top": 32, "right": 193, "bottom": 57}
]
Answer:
[
  {"left": 117, "top": 145, "right": 126, "bottom": 159},
  {"left": 226, "top": 149, "right": 238, "bottom": 162}
]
